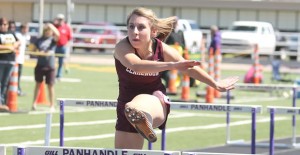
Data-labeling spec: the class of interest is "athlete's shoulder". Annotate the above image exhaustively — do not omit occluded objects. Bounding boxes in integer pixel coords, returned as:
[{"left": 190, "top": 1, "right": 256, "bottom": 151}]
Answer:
[{"left": 115, "top": 37, "right": 133, "bottom": 52}]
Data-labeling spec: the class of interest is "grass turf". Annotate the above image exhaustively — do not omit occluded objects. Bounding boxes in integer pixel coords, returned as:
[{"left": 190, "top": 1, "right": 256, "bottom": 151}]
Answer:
[{"left": 1, "top": 55, "right": 299, "bottom": 154}]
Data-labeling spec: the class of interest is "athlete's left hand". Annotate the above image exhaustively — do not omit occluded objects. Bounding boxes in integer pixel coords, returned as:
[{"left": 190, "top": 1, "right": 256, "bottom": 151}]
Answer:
[{"left": 215, "top": 76, "right": 239, "bottom": 92}]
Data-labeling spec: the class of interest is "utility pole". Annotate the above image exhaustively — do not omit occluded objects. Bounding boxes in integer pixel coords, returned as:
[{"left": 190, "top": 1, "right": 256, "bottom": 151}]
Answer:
[
  {"left": 39, "top": 0, "right": 44, "bottom": 35},
  {"left": 66, "top": 0, "right": 73, "bottom": 26},
  {"left": 66, "top": 0, "right": 74, "bottom": 53}
]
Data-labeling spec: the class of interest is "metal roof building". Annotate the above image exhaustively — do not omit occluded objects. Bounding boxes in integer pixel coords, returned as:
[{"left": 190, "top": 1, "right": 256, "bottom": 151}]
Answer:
[{"left": 0, "top": 0, "right": 300, "bottom": 31}]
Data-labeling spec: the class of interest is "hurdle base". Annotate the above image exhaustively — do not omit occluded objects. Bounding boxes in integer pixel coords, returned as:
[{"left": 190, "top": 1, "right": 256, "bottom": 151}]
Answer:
[
  {"left": 291, "top": 143, "right": 300, "bottom": 148},
  {"left": 226, "top": 139, "right": 245, "bottom": 145}
]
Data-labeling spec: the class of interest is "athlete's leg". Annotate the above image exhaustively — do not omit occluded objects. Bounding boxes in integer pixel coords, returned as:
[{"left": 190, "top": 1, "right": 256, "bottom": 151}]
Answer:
[
  {"left": 126, "top": 94, "right": 167, "bottom": 128},
  {"left": 115, "top": 130, "right": 144, "bottom": 149},
  {"left": 123, "top": 94, "right": 167, "bottom": 143},
  {"left": 32, "top": 82, "right": 41, "bottom": 110}
]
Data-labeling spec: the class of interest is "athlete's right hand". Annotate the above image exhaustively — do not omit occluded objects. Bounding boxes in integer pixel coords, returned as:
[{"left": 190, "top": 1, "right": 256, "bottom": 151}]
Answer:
[{"left": 174, "top": 60, "right": 201, "bottom": 71}]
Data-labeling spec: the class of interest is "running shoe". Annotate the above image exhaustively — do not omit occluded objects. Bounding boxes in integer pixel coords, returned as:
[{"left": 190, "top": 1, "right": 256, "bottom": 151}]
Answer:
[{"left": 124, "top": 107, "right": 157, "bottom": 142}]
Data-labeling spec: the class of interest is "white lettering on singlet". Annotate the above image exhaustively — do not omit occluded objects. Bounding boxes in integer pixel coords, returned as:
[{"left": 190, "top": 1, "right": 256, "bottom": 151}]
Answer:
[{"left": 126, "top": 68, "right": 159, "bottom": 76}]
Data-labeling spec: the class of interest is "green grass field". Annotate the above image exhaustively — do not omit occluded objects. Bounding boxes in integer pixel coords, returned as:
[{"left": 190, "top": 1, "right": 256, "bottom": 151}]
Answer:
[{"left": 0, "top": 55, "right": 299, "bottom": 154}]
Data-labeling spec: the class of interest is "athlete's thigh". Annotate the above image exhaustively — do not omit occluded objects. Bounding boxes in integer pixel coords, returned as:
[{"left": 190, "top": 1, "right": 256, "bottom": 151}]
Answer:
[
  {"left": 115, "top": 130, "right": 144, "bottom": 149},
  {"left": 128, "top": 94, "right": 167, "bottom": 128}
]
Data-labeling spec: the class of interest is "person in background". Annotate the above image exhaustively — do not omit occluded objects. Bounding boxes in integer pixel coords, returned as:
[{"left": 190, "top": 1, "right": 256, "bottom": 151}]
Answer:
[
  {"left": 0, "top": 17, "right": 20, "bottom": 112},
  {"left": 8, "top": 20, "right": 17, "bottom": 33},
  {"left": 209, "top": 25, "right": 221, "bottom": 54},
  {"left": 165, "top": 17, "right": 185, "bottom": 50},
  {"left": 10, "top": 23, "right": 31, "bottom": 96},
  {"left": 113, "top": 7, "right": 239, "bottom": 149},
  {"left": 53, "top": 14, "right": 72, "bottom": 80},
  {"left": 162, "top": 17, "right": 186, "bottom": 88},
  {"left": 31, "top": 23, "right": 60, "bottom": 112}
]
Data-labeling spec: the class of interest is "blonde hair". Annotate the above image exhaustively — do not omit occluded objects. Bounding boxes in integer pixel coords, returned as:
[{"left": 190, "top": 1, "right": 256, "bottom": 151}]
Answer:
[{"left": 126, "top": 7, "right": 177, "bottom": 41}]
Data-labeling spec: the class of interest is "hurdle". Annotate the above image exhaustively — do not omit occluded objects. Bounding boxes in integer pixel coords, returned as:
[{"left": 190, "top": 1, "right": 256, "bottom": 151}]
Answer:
[
  {"left": 268, "top": 106, "right": 300, "bottom": 155},
  {"left": 12, "top": 146, "right": 261, "bottom": 155},
  {"left": 14, "top": 146, "right": 180, "bottom": 155},
  {"left": 226, "top": 83, "right": 299, "bottom": 149},
  {"left": 58, "top": 98, "right": 262, "bottom": 154},
  {"left": 0, "top": 145, "right": 5, "bottom": 155}
]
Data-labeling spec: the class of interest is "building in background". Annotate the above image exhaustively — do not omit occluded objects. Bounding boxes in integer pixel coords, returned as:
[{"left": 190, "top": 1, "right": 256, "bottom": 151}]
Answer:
[{"left": 0, "top": 0, "right": 300, "bottom": 31}]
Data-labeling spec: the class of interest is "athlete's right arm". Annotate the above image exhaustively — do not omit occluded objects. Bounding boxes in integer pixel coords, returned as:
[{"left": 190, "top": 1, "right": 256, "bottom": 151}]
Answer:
[{"left": 114, "top": 39, "right": 199, "bottom": 74}]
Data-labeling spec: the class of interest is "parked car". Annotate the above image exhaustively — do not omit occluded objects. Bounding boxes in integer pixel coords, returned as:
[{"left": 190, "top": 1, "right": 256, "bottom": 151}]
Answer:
[
  {"left": 275, "top": 33, "right": 299, "bottom": 60},
  {"left": 177, "top": 19, "right": 203, "bottom": 53},
  {"left": 221, "top": 21, "right": 276, "bottom": 55},
  {"left": 72, "top": 22, "right": 126, "bottom": 52}
]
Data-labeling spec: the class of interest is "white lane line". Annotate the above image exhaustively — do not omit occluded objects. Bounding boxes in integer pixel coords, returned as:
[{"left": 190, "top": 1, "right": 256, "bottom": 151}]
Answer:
[{"left": 3, "top": 117, "right": 288, "bottom": 146}]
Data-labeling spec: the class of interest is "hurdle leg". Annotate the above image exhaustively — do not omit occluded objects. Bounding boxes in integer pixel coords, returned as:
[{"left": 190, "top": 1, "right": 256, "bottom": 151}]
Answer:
[
  {"left": 59, "top": 100, "right": 65, "bottom": 146},
  {"left": 269, "top": 108, "right": 275, "bottom": 155},
  {"left": 161, "top": 128, "right": 166, "bottom": 150},
  {"left": 44, "top": 113, "right": 52, "bottom": 146},
  {"left": 251, "top": 108, "right": 256, "bottom": 154},
  {"left": 17, "top": 147, "right": 25, "bottom": 155},
  {"left": 0, "top": 145, "right": 5, "bottom": 155},
  {"left": 148, "top": 141, "right": 152, "bottom": 150},
  {"left": 292, "top": 86, "right": 297, "bottom": 146},
  {"left": 226, "top": 91, "right": 231, "bottom": 143}
]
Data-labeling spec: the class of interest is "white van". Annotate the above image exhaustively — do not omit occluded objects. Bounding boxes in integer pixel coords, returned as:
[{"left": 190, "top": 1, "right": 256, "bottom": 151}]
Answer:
[{"left": 221, "top": 21, "right": 276, "bottom": 55}]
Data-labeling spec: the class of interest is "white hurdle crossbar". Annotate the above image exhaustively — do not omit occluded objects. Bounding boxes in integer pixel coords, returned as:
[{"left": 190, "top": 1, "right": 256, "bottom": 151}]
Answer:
[
  {"left": 14, "top": 146, "right": 180, "bottom": 155},
  {"left": 268, "top": 106, "right": 300, "bottom": 155},
  {"left": 182, "top": 152, "right": 260, "bottom": 155},
  {"left": 12, "top": 146, "right": 261, "bottom": 155},
  {"left": 226, "top": 83, "right": 299, "bottom": 149},
  {"left": 58, "top": 98, "right": 262, "bottom": 154}
]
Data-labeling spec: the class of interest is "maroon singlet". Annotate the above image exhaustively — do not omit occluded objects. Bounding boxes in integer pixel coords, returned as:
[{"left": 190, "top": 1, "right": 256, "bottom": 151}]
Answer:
[{"left": 114, "top": 37, "right": 170, "bottom": 133}]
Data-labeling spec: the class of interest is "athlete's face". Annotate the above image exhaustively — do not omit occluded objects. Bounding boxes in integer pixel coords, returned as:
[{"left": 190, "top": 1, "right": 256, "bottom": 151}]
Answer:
[{"left": 127, "top": 14, "right": 156, "bottom": 49}]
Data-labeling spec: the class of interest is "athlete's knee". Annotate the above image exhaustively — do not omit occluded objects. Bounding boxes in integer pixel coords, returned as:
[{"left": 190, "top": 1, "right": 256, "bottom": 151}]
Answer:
[{"left": 152, "top": 90, "right": 170, "bottom": 106}]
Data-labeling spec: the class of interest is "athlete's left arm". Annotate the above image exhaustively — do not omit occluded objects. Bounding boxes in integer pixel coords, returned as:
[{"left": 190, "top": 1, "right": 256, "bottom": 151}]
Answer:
[{"left": 162, "top": 43, "right": 238, "bottom": 92}]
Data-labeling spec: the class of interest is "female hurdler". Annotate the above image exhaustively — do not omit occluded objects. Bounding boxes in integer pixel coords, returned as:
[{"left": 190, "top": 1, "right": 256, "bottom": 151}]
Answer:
[{"left": 114, "top": 7, "right": 239, "bottom": 149}]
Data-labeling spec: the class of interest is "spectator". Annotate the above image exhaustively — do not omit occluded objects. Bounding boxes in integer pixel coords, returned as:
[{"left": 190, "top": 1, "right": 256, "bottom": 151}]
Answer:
[
  {"left": 53, "top": 13, "right": 72, "bottom": 80},
  {"left": 31, "top": 23, "right": 60, "bottom": 112},
  {"left": 9, "top": 22, "right": 31, "bottom": 96},
  {"left": 272, "top": 55, "right": 281, "bottom": 81},
  {"left": 244, "top": 64, "right": 263, "bottom": 83},
  {"left": 113, "top": 7, "right": 239, "bottom": 149},
  {"left": 165, "top": 17, "right": 185, "bottom": 49},
  {"left": 161, "top": 17, "right": 186, "bottom": 87},
  {"left": 8, "top": 20, "right": 17, "bottom": 33},
  {"left": 0, "top": 17, "right": 20, "bottom": 112},
  {"left": 209, "top": 25, "right": 221, "bottom": 54}
]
